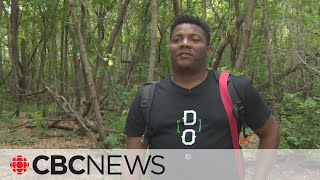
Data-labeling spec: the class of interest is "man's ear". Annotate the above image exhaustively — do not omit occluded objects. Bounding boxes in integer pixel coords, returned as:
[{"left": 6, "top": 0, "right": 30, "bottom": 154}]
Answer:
[{"left": 207, "top": 46, "right": 212, "bottom": 56}]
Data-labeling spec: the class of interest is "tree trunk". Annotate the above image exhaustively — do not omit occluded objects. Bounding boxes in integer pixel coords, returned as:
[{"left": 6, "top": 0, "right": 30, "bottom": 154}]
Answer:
[
  {"left": 10, "top": 0, "right": 20, "bottom": 99},
  {"left": 80, "top": 0, "right": 88, "bottom": 42},
  {"left": 60, "top": 1, "right": 66, "bottom": 98},
  {"left": 230, "top": 0, "right": 241, "bottom": 67},
  {"left": 64, "top": 23, "right": 69, "bottom": 101},
  {"left": 173, "top": 0, "right": 181, "bottom": 16},
  {"left": 36, "top": 8, "right": 47, "bottom": 92},
  {"left": 262, "top": 0, "right": 279, "bottom": 121},
  {"left": 36, "top": 37, "right": 46, "bottom": 109},
  {"left": 96, "top": 0, "right": 130, "bottom": 96},
  {"left": 0, "top": 44, "right": 2, "bottom": 71},
  {"left": 80, "top": 0, "right": 90, "bottom": 104},
  {"left": 59, "top": 0, "right": 70, "bottom": 101},
  {"left": 71, "top": 32, "right": 81, "bottom": 110},
  {"left": 30, "top": 8, "right": 37, "bottom": 91},
  {"left": 158, "top": 0, "right": 170, "bottom": 75},
  {"left": 21, "top": 38, "right": 29, "bottom": 95},
  {"left": 68, "top": 0, "right": 106, "bottom": 147},
  {"left": 202, "top": 0, "right": 207, "bottom": 20},
  {"left": 0, "top": 0, "right": 3, "bottom": 20},
  {"left": 74, "top": 57, "right": 81, "bottom": 110},
  {"left": 125, "top": 1, "right": 151, "bottom": 85},
  {"left": 234, "top": 0, "right": 257, "bottom": 71},
  {"left": 0, "top": 0, "right": 3, "bottom": 70},
  {"left": 94, "top": 4, "right": 106, "bottom": 96},
  {"left": 187, "top": 0, "right": 191, "bottom": 12},
  {"left": 148, "top": 0, "right": 158, "bottom": 81},
  {"left": 5, "top": 9, "right": 11, "bottom": 66},
  {"left": 106, "top": 0, "right": 130, "bottom": 57}
]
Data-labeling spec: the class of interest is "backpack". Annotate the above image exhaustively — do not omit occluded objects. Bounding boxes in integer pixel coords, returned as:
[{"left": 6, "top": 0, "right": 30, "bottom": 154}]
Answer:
[{"left": 140, "top": 71, "right": 248, "bottom": 148}]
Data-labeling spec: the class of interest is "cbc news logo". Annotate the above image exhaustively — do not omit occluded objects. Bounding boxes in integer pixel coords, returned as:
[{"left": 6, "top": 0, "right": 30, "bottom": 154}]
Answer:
[
  {"left": 10, "top": 155, "right": 30, "bottom": 175},
  {"left": 7, "top": 153, "right": 165, "bottom": 176}
]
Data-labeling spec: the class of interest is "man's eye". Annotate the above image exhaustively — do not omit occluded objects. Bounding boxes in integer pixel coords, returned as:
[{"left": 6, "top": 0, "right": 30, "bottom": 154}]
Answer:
[
  {"left": 192, "top": 38, "right": 200, "bottom": 42},
  {"left": 172, "top": 38, "right": 181, "bottom": 43}
]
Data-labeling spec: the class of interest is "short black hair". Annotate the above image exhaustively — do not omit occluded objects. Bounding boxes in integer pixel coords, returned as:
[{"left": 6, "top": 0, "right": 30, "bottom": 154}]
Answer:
[{"left": 170, "top": 15, "right": 211, "bottom": 46}]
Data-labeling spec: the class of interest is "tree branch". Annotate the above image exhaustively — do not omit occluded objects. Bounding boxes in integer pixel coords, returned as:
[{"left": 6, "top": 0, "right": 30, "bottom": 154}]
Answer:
[
  {"left": 212, "top": 32, "right": 235, "bottom": 70},
  {"left": 257, "top": 62, "right": 305, "bottom": 91},
  {"left": 44, "top": 85, "right": 101, "bottom": 148}
]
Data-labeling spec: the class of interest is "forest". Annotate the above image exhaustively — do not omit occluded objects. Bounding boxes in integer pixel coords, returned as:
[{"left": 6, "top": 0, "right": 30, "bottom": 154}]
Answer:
[{"left": 0, "top": 0, "right": 319, "bottom": 149}]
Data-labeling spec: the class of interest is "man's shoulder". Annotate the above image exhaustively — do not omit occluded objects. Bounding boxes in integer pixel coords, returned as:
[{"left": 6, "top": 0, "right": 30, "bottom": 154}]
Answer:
[
  {"left": 146, "top": 77, "right": 171, "bottom": 90},
  {"left": 210, "top": 70, "right": 252, "bottom": 85},
  {"left": 139, "top": 77, "right": 170, "bottom": 98},
  {"left": 230, "top": 74, "right": 252, "bottom": 85},
  {"left": 142, "top": 77, "right": 170, "bottom": 86}
]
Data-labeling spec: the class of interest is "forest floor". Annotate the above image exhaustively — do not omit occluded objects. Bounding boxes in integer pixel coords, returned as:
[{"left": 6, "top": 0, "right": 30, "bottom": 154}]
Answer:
[{"left": 0, "top": 112, "right": 96, "bottom": 149}]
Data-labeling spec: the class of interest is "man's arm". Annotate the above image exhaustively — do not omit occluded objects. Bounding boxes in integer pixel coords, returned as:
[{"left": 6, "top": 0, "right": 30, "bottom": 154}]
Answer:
[
  {"left": 126, "top": 137, "right": 148, "bottom": 149},
  {"left": 254, "top": 114, "right": 280, "bottom": 149},
  {"left": 121, "top": 137, "right": 148, "bottom": 180},
  {"left": 252, "top": 114, "right": 280, "bottom": 180},
  {"left": 124, "top": 93, "right": 148, "bottom": 149}
]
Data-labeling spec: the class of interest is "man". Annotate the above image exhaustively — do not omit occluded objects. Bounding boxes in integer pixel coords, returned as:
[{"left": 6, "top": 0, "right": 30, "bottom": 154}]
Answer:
[{"left": 124, "top": 15, "right": 280, "bottom": 149}]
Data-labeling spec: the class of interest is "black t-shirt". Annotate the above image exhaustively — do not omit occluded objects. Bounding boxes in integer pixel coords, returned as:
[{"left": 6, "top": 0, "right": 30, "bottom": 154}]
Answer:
[{"left": 124, "top": 70, "right": 271, "bottom": 149}]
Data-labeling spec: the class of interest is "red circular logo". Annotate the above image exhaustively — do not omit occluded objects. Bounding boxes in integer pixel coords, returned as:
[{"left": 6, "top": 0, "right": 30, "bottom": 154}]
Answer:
[{"left": 10, "top": 155, "right": 30, "bottom": 175}]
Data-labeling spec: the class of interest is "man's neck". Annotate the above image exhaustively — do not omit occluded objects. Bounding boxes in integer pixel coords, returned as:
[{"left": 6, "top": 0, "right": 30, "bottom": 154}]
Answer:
[{"left": 171, "top": 69, "right": 208, "bottom": 89}]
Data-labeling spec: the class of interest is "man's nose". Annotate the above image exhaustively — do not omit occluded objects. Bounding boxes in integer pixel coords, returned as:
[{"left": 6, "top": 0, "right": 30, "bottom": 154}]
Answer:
[{"left": 181, "top": 38, "right": 190, "bottom": 47}]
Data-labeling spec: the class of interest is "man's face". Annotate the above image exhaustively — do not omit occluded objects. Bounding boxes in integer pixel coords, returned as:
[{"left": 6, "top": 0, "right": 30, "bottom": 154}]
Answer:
[{"left": 170, "top": 23, "right": 211, "bottom": 72}]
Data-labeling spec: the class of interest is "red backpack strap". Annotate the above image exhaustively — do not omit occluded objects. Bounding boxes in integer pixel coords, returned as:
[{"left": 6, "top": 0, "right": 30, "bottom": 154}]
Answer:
[
  {"left": 219, "top": 71, "right": 240, "bottom": 149},
  {"left": 219, "top": 71, "right": 244, "bottom": 180}
]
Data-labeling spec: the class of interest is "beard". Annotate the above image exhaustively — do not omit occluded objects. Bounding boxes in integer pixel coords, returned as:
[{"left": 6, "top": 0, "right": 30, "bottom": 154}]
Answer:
[{"left": 171, "top": 57, "right": 207, "bottom": 75}]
